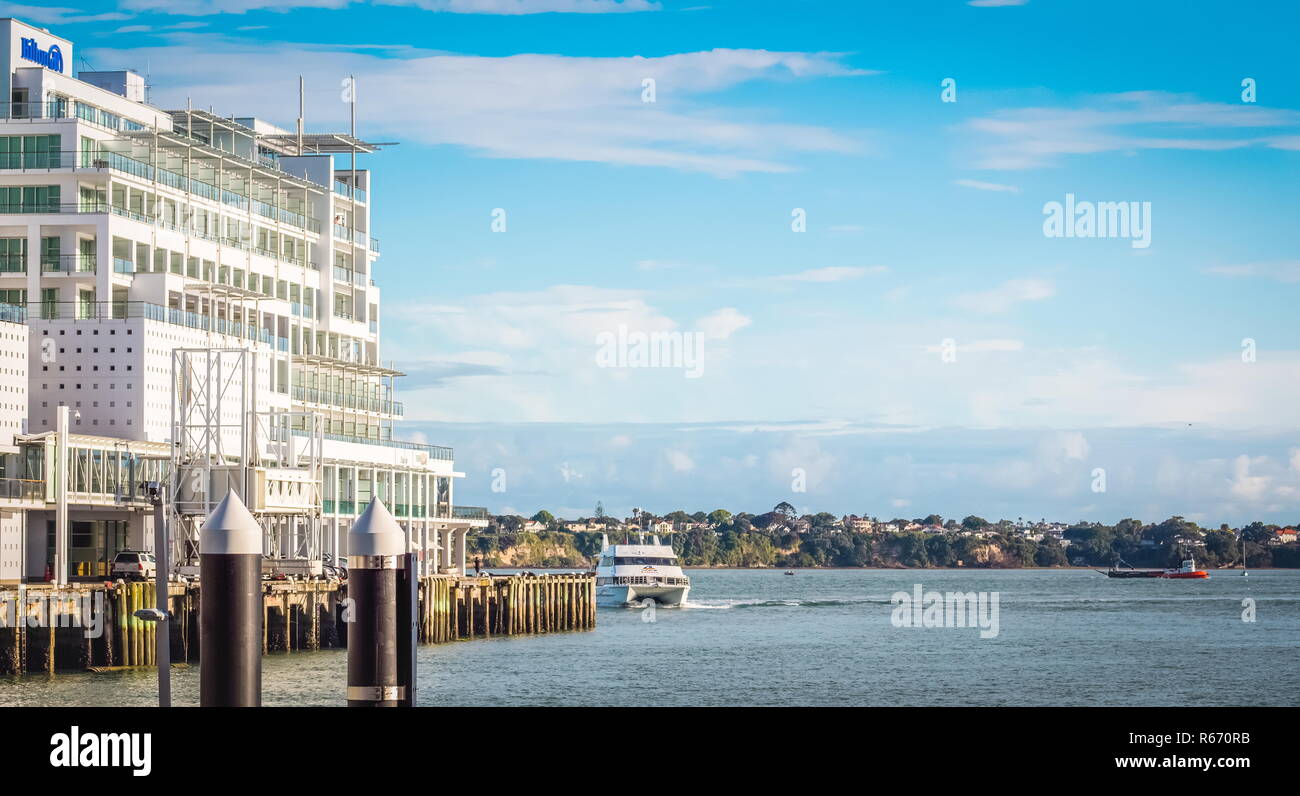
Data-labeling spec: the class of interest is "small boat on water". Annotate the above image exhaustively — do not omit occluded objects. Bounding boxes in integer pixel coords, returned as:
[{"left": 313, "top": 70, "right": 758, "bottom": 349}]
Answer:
[
  {"left": 595, "top": 512, "right": 690, "bottom": 607},
  {"left": 1103, "top": 568, "right": 1162, "bottom": 579},
  {"left": 1101, "top": 555, "right": 1161, "bottom": 578},
  {"left": 1160, "top": 558, "right": 1209, "bottom": 579},
  {"left": 784, "top": 571, "right": 795, "bottom": 576},
  {"left": 1101, "top": 557, "right": 1209, "bottom": 579}
]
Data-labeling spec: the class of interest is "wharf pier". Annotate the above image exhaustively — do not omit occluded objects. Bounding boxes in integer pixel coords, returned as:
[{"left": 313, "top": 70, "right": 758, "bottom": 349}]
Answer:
[{"left": 0, "top": 572, "right": 595, "bottom": 675}]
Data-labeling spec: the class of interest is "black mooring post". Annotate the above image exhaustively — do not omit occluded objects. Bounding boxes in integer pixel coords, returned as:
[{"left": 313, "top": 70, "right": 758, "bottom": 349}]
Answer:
[
  {"left": 199, "top": 491, "right": 263, "bottom": 707},
  {"left": 347, "top": 499, "right": 405, "bottom": 707},
  {"left": 397, "top": 551, "right": 417, "bottom": 707}
]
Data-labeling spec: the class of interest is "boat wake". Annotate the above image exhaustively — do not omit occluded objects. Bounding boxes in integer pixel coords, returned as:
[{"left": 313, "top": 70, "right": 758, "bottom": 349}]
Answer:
[{"left": 682, "top": 597, "right": 890, "bottom": 610}]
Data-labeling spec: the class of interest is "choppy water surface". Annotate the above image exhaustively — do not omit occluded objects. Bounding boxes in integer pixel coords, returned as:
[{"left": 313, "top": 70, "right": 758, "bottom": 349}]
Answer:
[{"left": 2, "top": 568, "right": 1296, "bottom": 706}]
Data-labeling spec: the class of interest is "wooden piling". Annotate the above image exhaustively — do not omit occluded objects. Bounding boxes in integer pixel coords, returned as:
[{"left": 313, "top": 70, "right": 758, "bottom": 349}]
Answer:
[{"left": 0, "top": 571, "right": 594, "bottom": 674}]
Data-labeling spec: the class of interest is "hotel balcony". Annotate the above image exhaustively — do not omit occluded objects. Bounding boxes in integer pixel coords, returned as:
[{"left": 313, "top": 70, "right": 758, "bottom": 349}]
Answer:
[
  {"left": 0, "top": 477, "right": 45, "bottom": 509},
  {"left": 29, "top": 300, "right": 279, "bottom": 346},
  {"left": 291, "top": 385, "right": 404, "bottom": 417},
  {"left": 0, "top": 149, "right": 322, "bottom": 234}
]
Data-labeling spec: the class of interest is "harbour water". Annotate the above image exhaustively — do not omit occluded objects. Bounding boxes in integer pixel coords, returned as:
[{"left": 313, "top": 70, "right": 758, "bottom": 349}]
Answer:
[{"left": 2, "top": 568, "right": 1296, "bottom": 707}]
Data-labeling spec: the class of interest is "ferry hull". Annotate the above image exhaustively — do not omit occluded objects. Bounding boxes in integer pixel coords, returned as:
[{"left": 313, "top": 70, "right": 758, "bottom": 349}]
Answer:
[{"left": 597, "top": 583, "right": 690, "bottom": 607}]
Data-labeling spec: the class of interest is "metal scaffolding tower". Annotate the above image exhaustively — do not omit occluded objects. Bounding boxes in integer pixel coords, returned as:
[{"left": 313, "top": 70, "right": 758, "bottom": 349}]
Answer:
[{"left": 169, "top": 347, "right": 325, "bottom": 573}]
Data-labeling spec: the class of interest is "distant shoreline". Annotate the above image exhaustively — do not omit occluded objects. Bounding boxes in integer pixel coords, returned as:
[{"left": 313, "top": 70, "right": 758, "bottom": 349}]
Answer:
[{"left": 489, "top": 564, "right": 1289, "bottom": 572}]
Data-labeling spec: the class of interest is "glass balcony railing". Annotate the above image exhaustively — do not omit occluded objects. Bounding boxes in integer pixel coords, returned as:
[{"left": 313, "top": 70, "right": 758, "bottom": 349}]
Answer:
[
  {"left": 27, "top": 300, "right": 276, "bottom": 345},
  {"left": 0, "top": 201, "right": 67, "bottom": 214},
  {"left": 279, "top": 427, "right": 452, "bottom": 460},
  {"left": 290, "top": 385, "right": 403, "bottom": 416},
  {"left": 316, "top": 501, "right": 479, "bottom": 519},
  {"left": 332, "top": 225, "right": 371, "bottom": 248},
  {"left": 0, "top": 478, "right": 44, "bottom": 502},
  {"left": 334, "top": 180, "right": 367, "bottom": 204},
  {"left": 0, "top": 148, "right": 322, "bottom": 233},
  {"left": 452, "top": 506, "right": 490, "bottom": 521},
  {"left": 41, "top": 254, "right": 96, "bottom": 273}
]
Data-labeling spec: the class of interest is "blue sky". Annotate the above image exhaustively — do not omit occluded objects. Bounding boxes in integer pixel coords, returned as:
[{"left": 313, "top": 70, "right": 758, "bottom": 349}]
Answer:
[{"left": 16, "top": 0, "right": 1300, "bottom": 524}]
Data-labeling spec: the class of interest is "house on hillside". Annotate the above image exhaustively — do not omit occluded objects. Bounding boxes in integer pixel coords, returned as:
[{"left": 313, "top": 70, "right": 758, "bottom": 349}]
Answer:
[{"left": 1270, "top": 527, "right": 1297, "bottom": 545}]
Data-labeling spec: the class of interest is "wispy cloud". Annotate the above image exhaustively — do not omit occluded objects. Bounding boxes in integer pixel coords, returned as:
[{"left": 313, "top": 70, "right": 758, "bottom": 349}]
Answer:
[
  {"left": 411, "top": 420, "right": 1300, "bottom": 524},
  {"left": 967, "top": 91, "right": 1300, "bottom": 169},
  {"left": 0, "top": 3, "right": 130, "bottom": 23},
  {"left": 953, "top": 178, "right": 1020, "bottom": 193},
  {"left": 926, "top": 339, "right": 1025, "bottom": 354},
  {"left": 114, "top": 21, "right": 210, "bottom": 33},
  {"left": 1203, "top": 260, "right": 1300, "bottom": 283},
  {"left": 91, "top": 36, "right": 871, "bottom": 175},
  {"left": 968, "top": 0, "right": 1028, "bottom": 6},
  {"left": 697, "top": 307, "right": 751, "bottom": 340},
  {"left": 119, "top": 0, "right": 659, "bottom": 14},
  {"left": 771, "top": 266, "right": 887, "bottom": 283},
  {"left": 952, "top": 278, "right": 1054, "bottom": 314},
  {"left": 634, "top": 259, "right": 689, "bottom": 271}
]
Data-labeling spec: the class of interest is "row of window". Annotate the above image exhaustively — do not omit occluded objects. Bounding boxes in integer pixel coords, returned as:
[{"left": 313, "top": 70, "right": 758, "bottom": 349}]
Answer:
[
  {"left": 0, "top": 135, "right": 62, "bottom": 169},
  {"left": 0, "top": 185, "right": 60, "bottom": 213}
]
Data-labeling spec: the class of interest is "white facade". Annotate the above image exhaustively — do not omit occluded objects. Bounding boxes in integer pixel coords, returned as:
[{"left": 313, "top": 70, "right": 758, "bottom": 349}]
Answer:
[
  {"left": 0, "top": 18, "right": 485, "bottom": 582},
  {"left": 0, "top": 311, "right": 27, "bottom": 583}
]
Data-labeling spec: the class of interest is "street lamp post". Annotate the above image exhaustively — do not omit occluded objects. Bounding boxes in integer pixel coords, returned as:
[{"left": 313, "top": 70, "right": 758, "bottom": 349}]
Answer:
[{"left": 134, "top": 482, "right": 172, "bottom": 707}]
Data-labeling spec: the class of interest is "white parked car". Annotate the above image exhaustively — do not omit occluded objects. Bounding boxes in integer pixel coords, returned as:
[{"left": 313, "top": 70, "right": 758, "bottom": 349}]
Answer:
[{"left": 111, "top": 551, "right": 157, "bottom": 581}]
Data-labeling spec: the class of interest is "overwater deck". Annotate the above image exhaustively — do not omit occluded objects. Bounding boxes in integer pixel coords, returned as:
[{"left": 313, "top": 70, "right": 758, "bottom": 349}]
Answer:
[{"left": 0, "top": 573, "right": 595, "bottom": 674}]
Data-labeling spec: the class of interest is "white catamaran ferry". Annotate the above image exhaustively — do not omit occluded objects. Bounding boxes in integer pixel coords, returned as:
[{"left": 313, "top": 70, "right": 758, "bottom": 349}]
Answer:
[{"left": 595, "top": 533, "right": 691, "bottom": 607}]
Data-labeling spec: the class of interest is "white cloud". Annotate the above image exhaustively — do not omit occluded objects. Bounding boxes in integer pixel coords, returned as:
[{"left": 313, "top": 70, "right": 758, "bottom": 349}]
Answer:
[
  {"left": 1203, "top": 260, "right": 1300, "bottom": 283},
  {"left": 0, "top": 3, "right": 130, "bottom": 23},
  {"left": 954, "top": 178, "right": 1020, "bottom": 193},
  {"left": 966, "top": 91, "right": 1300, "bottom": 169},
  {"left": 635, "top": 259, "right": 688, "bottom": 271},
  {"left": 773, "top": 266, "right": 887, "bottom": 283},
  {"left": 666, "top": 449, "right": 695, "bottom": 472},
  {"left": 696, "top": 307, "right": 751, "bottom": 340},
  {"left": 120, "top": 0, "right": 659, "bottom": 14},
  {"left": 926, "top": 339, "right": 1024, "bottom": 354},
  {"left": 952, "top": 278, "right": 1054, "bottom": 314},
  {"left": 95, "top": 37, "right": 870, "bottom": 175},
  {"left": 964, "top": 352, "right": 1300, "bottom": 431},
  {"left": 1228, "top": 455, "right": 1270, "bottom": 501},
  {"left": 419, "top": 420, "right": 1300, "bottom": 525},
  {"left": 968, "top": 0, "right": 1028, "bottom": 5},
  {"left": 1057, "top": 431, "right": 1090, "bottom": 461}
]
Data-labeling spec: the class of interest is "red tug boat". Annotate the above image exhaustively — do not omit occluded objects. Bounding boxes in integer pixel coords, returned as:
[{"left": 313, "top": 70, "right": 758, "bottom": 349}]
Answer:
[
  {"left": 1103, "top": 557, "right": 1209, "bottom": 579},
  {"left": 1160, "top": 558, "right": 1210, "bottom": 579}
]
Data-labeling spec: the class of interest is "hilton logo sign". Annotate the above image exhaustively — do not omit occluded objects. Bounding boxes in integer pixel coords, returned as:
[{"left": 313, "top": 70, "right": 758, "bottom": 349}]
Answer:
[{"left": 20, "top": 37, "right": 65, "bottom": 73}]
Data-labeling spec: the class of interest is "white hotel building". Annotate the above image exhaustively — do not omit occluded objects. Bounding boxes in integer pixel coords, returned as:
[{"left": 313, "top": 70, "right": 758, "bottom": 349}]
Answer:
[{"left": 0, "top": 18, "right": 485, "bottom": 584}]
